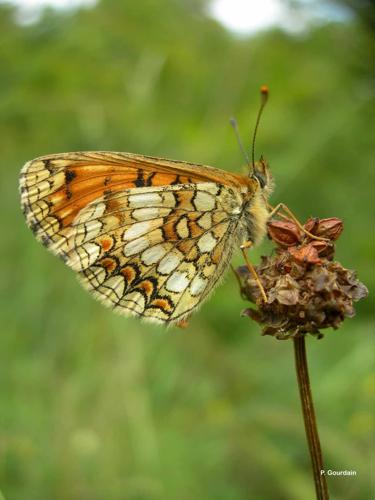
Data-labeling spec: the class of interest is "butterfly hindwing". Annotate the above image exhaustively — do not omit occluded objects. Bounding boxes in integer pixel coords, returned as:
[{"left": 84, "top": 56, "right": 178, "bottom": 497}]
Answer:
[{"left": 20, "top": 152, "right": 246, "bottom": 324}]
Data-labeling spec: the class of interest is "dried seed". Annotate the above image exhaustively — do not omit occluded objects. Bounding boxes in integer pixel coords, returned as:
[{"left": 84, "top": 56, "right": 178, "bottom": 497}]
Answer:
[
  {"left": 315, "top": 218, "right": 343, "bottom": 240},
  {"left": 267, "top": 219, "right": 302, "bottom": 247}
]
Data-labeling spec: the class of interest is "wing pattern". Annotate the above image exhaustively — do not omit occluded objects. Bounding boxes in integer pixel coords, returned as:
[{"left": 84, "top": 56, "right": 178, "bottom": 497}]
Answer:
[{"left": 20, "top": 152, "right": 249, "bottom": 324}]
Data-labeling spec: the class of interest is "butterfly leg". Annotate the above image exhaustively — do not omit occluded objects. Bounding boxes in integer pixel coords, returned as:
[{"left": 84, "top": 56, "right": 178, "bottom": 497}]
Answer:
[
  {"left": 267, "top": 202, "right": 328, "bottom": 241},
  {"left": 240, "top": 241, "right": 268, "bottom": 303}
]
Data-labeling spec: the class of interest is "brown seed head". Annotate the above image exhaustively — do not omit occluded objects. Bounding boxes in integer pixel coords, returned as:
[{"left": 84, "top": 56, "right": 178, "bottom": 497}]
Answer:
[{"left": 240, "top": 217, "right": 367, "bottom": 340}]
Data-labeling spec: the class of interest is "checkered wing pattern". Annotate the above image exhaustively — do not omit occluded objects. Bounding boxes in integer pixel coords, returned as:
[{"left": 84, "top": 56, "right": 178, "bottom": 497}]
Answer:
[{"left": 20, "top": 152, "right": 248, "bottom": 324}]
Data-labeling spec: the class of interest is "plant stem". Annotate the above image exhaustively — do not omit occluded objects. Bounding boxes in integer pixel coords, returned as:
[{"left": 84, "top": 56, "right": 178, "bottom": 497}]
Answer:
[{"left": 293, "top": 336, "right": 329, "bottom": 500}]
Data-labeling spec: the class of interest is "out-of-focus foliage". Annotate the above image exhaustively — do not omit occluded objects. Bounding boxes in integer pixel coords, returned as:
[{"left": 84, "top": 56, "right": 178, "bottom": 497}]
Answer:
[
  {"left": 334, "top": 0, "right": 375, "bottom": 30},
  {"left": 0, "top": 1, "right": 374, "bottom": 499}
]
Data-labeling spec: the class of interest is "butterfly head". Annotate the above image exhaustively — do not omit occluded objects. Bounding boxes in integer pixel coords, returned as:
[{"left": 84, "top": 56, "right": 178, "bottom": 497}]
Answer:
[{"left": 252, "top": 156, "right": 274, "bottom": 198}]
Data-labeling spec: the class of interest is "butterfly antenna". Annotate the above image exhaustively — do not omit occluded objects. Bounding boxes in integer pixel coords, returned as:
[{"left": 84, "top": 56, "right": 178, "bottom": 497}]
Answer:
[
  {"left": 230, "top": 117, "right": 250, "bottom": 167},
  {"left": 251, "top": 85, "right": 269, "bottom": 172}
]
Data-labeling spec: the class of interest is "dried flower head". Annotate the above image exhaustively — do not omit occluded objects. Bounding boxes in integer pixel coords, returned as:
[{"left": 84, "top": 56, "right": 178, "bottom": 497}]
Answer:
[{"left": 239, "top": 217, "right": 368, "bottom": 340}]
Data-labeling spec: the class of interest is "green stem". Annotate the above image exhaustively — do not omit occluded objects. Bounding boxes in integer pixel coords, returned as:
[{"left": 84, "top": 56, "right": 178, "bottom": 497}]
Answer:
[{"left": 293, "top": 336, "right": 329, "bottom": 500}]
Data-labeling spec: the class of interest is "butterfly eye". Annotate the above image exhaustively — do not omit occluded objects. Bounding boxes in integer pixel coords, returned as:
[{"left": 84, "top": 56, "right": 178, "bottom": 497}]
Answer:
[{"left": 253, "top": 172, "right": 266, "bottom": 188}]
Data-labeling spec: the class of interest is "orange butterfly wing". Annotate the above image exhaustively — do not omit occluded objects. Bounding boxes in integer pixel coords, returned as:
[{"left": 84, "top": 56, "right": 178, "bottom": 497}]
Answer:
[{"left": 20, "top": 152, "right": 254, "bottom": 324}]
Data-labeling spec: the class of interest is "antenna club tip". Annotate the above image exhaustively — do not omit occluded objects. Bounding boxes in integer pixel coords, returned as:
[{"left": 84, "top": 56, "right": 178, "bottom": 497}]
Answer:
[{"left": 260, "top": 85, "right": 269, "bottom": 95}]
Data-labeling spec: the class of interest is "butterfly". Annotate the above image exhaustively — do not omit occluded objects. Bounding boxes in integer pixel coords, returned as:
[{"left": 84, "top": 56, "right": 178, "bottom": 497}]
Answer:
[{"left": 19, "top": 90, "right": 275, "bottom": 326}]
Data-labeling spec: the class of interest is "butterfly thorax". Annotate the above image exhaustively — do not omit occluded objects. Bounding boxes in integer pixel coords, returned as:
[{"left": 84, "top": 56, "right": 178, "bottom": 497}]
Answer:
[
  {"left": 237, "top": 158, "right": 274, "bottom": 247},
  {"left": 241, "top": 189, "right": 270, "bottom": 246}
]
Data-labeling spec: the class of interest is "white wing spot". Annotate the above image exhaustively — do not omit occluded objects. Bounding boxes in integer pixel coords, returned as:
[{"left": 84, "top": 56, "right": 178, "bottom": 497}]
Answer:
[
  {"left": 190, "top": 275, "right": 207, "bottom": 296},
  {"left": 166, "top": 271, "right": 190, "bottom": 293},
  {"left": 194, "top": 190, "right": 216, "bottom": 211},
  {"left": 197, "top": 232, "right": 217, "bottom": 253},
  {"left": 123, "top": 221, "right": 152, "bottom": 240},
  {"left": 141, "top": 244, "right": 167, "bottom": 265},
  {"left": 124, "top": 237, "right": 149, "bottom": 256},
  {"left": 201, "top": 183, "right": 220, "bottom": 196},
  {"left": 128, "top": 192, "right": 162, "bottom": 208},
  {"left": 157, "top": 251, "right": 183, "bottom": 274},
  {"left": 132, "top": 207, "right": 166, "bottom": 221}
]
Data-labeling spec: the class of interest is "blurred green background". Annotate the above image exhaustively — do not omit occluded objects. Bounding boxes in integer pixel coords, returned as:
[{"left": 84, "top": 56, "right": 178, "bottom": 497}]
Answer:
[{"left": 0, "top": 0, "right": 374, "bottom": 498}]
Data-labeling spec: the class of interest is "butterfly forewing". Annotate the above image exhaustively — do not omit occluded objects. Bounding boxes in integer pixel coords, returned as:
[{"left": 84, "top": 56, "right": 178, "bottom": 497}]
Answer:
[{"left": 20, "top": 152, "right": 249, "bottom": 324}]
